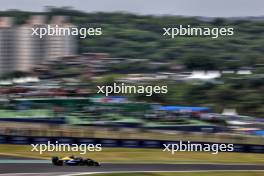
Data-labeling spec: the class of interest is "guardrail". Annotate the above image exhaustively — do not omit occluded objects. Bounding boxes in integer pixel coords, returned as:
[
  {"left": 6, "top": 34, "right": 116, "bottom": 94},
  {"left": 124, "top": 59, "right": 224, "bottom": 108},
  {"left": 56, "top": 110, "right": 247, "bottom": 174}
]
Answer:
[{"left": 0, "top": 135, "right": 264, "bottom": 153}]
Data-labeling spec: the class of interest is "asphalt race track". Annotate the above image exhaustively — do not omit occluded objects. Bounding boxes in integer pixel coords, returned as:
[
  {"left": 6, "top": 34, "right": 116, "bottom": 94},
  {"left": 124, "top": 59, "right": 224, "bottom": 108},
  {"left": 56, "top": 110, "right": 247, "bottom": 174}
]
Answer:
[{"left": 0, "top": 156, "right": 264, "bottom": 175}]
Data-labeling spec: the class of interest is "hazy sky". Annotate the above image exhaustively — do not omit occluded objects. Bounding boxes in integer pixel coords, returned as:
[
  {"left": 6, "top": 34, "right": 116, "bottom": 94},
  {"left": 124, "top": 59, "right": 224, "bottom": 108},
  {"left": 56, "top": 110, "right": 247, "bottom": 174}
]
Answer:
[{"left": 1, "top": 0, "right": 263, "bottom": 17}]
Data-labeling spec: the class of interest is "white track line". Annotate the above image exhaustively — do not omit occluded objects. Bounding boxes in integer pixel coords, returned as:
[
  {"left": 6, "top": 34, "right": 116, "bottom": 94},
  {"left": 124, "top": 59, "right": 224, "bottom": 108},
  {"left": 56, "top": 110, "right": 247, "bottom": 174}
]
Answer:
[
  {"left": 60, "top": 170, "right": 264, "bottom": 176},
  {"left": 1, "top": 170, "right": 264, "bottom": 176}
]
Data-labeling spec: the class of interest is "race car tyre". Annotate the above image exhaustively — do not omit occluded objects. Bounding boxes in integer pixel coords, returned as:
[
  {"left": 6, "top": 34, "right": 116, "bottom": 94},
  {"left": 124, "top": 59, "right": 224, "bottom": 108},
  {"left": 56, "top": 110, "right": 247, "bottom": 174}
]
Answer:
[
  {"left": 94, "top": 162, "right": 100, "bottom": 166},
  {"left": 52, "top": 156, "right": 63, "bottom": 166}
]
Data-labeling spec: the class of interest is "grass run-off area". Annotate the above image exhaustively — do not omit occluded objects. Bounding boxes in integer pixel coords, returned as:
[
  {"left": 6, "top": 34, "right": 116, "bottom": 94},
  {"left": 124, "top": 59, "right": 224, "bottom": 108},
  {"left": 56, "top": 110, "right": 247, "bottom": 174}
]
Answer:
[
  {"left": 0, "top": 145, "right": 264, "bottom": 164},
  {"left": 82, "top": 172, "right": 264, "bottom": 176}
]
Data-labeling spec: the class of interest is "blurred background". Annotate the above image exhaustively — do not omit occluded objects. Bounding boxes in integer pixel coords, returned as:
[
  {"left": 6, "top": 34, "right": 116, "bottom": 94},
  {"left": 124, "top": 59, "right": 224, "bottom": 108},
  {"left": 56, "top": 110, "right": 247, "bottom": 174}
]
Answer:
[
  {"left": 0, "top": 6, "right": 263, "bottom": 142},
  {"left": 0, "top": 0, "right": 264, "bottom": 175}
]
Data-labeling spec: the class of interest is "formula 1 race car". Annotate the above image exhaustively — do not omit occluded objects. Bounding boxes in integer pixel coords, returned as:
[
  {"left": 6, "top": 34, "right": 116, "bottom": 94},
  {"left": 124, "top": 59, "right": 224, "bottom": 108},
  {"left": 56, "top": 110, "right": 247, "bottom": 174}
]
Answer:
[{"left": 51, "top": 156, "right": 100, "bottom": 166}]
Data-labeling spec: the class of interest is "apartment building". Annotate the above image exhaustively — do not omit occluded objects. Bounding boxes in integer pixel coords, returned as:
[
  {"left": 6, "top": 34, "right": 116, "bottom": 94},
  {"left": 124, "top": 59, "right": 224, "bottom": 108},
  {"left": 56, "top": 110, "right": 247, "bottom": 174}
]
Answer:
[
  {"left": 0, "top": 17, "right": 16, "bottom": 76},
  {"left": 45, "top": 16, "right": 77, "bottom": 61},
  {"left": 16, "top": 16, "right": 46, "bottom": 72},
  {"left": 0, "top": 16, "right": 77, "bottom": 76}
]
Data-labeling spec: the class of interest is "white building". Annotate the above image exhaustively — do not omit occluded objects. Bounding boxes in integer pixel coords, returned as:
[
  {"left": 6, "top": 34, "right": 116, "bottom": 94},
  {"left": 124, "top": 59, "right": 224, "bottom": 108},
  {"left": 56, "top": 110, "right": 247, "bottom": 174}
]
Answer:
[
  {"left": 45, "top": 16, "right": 77, "bottom": 61},
  {"left": 0, "top": 17, "right": 16, "bottom": 76},
  {"left": 0, "top": 16, "right": 77, "bottom": 76},
  {"left": 16, "top": 16, "right": 46, "bottom": 72}
]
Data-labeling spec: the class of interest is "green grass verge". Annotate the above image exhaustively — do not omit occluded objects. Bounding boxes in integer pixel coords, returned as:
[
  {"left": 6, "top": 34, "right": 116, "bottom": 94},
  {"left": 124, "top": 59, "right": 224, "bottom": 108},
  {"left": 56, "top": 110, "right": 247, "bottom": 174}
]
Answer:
[
  {"left": 0, "top": 145, "right": 264, "bottom": 164},
  {"left": 0, "top": 109, "right": 53, "bottom": 118}
]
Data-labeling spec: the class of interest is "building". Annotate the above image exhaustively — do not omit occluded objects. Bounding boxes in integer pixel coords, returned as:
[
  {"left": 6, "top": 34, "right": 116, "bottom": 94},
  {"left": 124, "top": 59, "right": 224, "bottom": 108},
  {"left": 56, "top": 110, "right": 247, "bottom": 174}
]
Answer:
[
  {"left": 16, "top": 16, "right": 46, "bottom": 72},
  {"left": 0, "top": 16, "right": 77, "bottom": 77},
  {"left": 45, "top": 16, "right": 77, "bottom": 61},
  {"left": 0, "top": 17, "right": 16, "bottom": 76}
]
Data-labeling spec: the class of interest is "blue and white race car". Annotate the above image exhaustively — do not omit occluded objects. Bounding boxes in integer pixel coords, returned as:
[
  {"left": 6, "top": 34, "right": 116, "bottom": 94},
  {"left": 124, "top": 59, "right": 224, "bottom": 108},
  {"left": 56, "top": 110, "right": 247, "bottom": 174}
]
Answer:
[{"left": 52, "top": 155, "right": 100, "bottom": 166}]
